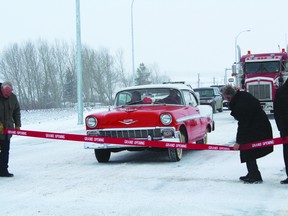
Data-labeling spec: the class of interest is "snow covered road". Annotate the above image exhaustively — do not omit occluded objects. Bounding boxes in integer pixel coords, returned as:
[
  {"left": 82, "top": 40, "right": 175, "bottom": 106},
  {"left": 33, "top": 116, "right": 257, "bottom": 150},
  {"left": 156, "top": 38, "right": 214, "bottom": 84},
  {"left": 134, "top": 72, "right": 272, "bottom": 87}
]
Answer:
[{"left": 0, "top": 108, "right": 287, "bottom": 216}]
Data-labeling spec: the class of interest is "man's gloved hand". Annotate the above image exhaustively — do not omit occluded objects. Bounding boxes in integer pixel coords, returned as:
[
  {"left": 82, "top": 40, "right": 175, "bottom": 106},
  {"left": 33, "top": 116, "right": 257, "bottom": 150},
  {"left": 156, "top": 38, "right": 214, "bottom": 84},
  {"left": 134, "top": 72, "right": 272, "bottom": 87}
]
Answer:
[
  {"left": 280, "top": 131, "right": 287, "bottom": 141},
  {"left": 0, "top": 123, "right": 3, "bottom": 134},
  {"left": 15, "top": 126, "right": 20, "bottom": 130},
  {"left": 233, "top": 143, "right": 240, "bottom": 150}
]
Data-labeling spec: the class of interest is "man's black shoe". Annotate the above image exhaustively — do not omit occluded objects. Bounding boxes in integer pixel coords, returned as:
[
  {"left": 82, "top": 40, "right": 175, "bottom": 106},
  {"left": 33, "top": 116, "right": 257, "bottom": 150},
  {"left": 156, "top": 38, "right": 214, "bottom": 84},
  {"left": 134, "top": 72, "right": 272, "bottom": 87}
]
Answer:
[
  {"left": 280, "top": 178, "right": 288, "bottom": 184},
  {"left": 239, "top": 174, "right": 249, "bottom": 181},
  {"left": 0, "top": 171, "right": 14, "bottom": 177},
  {"left": 243, "top": 177, "right": 263, "bottom": 184}
]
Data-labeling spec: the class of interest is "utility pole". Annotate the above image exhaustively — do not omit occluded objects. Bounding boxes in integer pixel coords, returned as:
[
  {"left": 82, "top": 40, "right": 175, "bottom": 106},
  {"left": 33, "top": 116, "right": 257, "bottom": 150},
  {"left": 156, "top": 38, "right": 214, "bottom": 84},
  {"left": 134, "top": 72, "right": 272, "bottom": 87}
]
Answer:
[
  {"left": 76, "top": 0, "right": 83, "bottom": 124},
  {"left": 131, "top": 0, "right": 135, "bottom": 85}
]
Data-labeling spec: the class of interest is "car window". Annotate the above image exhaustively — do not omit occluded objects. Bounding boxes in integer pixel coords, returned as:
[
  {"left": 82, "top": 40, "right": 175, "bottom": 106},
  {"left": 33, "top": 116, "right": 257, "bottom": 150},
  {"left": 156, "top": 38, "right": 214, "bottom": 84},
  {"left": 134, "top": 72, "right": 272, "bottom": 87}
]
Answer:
[
  {"left": 115, "top": 88, "right": 184, "bottom": 106},
  {"left": 116, "top": 92, "right": 132, "bottom": 106},
  {"left": 190, "top": 92, "right": 198, "bottom": 106},
  {"left": 214, "top": 88, "right": 221, "bottom": 95},
  {"left": 195, "top": 89, "right": 214, "bottom": 97},
  {"left": 183, "top": 90, "right": 198, "bottom": 107}
]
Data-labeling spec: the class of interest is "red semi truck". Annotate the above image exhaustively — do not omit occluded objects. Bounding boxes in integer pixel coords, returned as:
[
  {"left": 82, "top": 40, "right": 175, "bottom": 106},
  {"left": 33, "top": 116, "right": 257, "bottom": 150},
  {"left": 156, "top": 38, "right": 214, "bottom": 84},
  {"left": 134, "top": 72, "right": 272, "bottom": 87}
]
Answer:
[{"left": 233, "top": 49, "right": 288, "bottom": 114}]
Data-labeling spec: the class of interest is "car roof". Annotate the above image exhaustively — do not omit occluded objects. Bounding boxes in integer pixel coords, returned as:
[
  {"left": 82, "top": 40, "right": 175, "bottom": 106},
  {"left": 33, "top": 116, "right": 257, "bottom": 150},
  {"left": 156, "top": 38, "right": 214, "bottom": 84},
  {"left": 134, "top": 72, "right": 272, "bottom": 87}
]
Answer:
[
  {"left": 194, "top": 87, "right": 215, "bottom": 90},
  {"left": 119, "top": 83, "right": 193, "bottom": 92},
  {"left": 210, "top": 85, "right": 225, "bottom": 87}
]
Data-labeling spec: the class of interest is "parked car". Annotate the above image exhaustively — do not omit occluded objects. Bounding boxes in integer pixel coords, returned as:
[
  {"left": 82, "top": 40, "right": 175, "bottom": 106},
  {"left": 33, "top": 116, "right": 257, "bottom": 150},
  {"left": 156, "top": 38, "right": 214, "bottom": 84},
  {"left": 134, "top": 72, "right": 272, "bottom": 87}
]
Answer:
[
  {"left": 210, "top": 85, "right": 225, "bottom": 94},
  {"left": 84, "top": 83, "right": 215, "bottom": 163},
  {"left": 193, "top": 87, "right": 223, "bottom": 113}
]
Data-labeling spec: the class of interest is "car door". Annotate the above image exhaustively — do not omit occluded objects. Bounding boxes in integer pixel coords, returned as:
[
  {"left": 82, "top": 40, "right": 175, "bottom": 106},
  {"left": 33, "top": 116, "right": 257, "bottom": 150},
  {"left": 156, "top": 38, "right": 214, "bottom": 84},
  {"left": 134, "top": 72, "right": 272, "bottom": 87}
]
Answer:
[{"left": 182, "top": 90, "right": 203, "bottom": 142}]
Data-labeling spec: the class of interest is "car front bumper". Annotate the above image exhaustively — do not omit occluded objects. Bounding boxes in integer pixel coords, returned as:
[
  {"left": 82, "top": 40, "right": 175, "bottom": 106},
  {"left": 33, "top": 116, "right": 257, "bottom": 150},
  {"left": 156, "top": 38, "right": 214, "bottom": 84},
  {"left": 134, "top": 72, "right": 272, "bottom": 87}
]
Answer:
[{"left": 84, "top": 127, "right": 180, "bottom": 150}]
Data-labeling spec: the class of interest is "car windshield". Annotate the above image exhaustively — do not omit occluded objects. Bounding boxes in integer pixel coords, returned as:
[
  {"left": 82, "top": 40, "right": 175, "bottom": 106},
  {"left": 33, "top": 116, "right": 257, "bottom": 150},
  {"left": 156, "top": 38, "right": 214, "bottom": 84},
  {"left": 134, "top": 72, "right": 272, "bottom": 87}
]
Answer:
[
  {"left": 114, "top": 88, "right": 184, "bottom": 106},
  {"left": 194, "top": 89, "right": 214, "bottom": 97},
  {"left": 245, "top": 61, "right": 280, "bottom": 74}
]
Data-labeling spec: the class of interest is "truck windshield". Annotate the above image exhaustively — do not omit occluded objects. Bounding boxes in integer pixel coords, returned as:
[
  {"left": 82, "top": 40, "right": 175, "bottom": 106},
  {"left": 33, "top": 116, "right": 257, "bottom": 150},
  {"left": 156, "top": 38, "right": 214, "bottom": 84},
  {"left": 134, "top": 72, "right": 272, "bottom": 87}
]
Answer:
[{"left": 245, "top": 61, "right": 280, "bottom": 74}]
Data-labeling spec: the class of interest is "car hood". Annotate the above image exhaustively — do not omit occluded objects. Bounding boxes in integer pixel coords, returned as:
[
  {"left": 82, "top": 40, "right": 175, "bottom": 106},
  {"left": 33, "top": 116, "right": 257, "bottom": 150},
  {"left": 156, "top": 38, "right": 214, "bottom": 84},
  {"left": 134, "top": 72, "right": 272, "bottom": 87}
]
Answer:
[{"left": 86, "top": 105, "right": 186, "bottom": 129}]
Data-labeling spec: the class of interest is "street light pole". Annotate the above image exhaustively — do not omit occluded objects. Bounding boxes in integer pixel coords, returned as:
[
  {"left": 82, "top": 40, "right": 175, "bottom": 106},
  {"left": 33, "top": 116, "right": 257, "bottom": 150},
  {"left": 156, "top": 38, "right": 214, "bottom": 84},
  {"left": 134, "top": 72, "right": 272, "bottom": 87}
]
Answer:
[
  {"left": 235, "top": 29, "right": 251, "bottom": 65},
  {"left": 131, "top": 0, "right": 135, "bottom": 85},
  {"left": 76, "top": 0, "right": 83, "bottom": 124},
  {"left": 234, "top": 29, "right": 250, "bottom": 87}
]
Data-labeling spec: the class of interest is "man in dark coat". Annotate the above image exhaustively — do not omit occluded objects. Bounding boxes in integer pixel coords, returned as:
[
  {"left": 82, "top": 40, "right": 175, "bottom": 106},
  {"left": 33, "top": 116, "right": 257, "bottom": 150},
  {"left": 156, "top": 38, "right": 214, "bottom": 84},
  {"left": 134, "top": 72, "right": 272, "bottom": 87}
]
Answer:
[
  {"left": 273, "top": 79, "right": 288, "bottom": 184},
  {"left": 223, "top": 85, "right": 273, "bottom": 183},
  {"left": 0, "top": 81, "right": 21, "bottom": 177}
]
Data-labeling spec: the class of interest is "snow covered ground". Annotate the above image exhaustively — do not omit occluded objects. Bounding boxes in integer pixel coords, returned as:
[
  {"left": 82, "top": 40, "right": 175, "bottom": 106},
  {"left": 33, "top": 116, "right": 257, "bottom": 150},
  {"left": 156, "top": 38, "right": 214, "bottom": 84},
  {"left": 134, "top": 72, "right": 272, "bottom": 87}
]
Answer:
[{"left": 1, "top": 107, "right": 287, "bottom": 216}]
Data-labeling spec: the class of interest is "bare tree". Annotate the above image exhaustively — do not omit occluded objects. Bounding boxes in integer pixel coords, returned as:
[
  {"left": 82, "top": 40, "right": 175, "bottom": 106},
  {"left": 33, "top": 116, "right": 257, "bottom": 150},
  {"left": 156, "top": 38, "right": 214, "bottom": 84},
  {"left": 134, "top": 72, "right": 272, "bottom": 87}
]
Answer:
[
  {"left": 148, "top": 63, "right": 170, "bottom": 84},
  {"left": 114, "top": 49, "right": 132, "bottom": 88},
  {"left": 82, "top": 46, "right": 98, "bottom": 106},
  {"left": 22, "top": 41, "right": 41, "bottom": 109},
  {"left": 93, "top": 49, "right": 119, "bottom": 104},
  {"left": 38, "top": 40, "right": 59, "bottom": 108},
  {"left": 52, "top": 40, "right": 72, "bottom": 105},
  {"left": 0, "top": 44, "right": 26, "bottom": 106},
  {"left": 0, "top": 39, "right": 171, "bottom": 109},
  {"left": 135, "top": 63, "right": 151, "bottom": 85}
]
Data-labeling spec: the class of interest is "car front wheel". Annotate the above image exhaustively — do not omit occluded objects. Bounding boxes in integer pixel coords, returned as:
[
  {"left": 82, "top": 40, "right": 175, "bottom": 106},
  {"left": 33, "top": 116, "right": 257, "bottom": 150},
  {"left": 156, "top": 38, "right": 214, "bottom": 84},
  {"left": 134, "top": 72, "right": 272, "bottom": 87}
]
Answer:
[
  {"left": 94, "top": 149, "right": 111, "bottom": 163},
  {"left": 168, "top": 131, "right": 185, "bottom": 162}
]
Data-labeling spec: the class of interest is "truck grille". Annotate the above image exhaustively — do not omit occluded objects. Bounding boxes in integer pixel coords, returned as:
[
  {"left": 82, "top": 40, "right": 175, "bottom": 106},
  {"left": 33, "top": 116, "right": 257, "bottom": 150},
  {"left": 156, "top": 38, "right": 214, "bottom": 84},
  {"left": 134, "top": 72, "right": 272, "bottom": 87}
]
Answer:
[
  {"left": 247, "top": 84, "right": 271, "bottom": 100},
  {"left": 91, "top": 129, "right": 162, "bottom": 139}
]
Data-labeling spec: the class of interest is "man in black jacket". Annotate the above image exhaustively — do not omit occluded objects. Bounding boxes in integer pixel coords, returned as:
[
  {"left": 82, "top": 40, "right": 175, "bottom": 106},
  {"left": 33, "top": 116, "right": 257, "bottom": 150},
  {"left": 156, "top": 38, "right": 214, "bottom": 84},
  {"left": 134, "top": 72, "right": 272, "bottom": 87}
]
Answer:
[
  {"left": 0, "top": 82, "right": 21, "bottom": 177},
  {"left": 274, "top": 79, "right": 288, "bottom": 184},
  {"left": 223, "top": 85, "right": 273, "bottom": 184}
]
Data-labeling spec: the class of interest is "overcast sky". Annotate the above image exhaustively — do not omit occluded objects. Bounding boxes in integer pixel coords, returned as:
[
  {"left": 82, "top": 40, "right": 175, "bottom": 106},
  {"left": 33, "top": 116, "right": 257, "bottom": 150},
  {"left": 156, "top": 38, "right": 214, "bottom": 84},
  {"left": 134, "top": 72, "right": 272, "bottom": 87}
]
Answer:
[{"left": 1, "top": 0, "right": 287, "bottom": 86}]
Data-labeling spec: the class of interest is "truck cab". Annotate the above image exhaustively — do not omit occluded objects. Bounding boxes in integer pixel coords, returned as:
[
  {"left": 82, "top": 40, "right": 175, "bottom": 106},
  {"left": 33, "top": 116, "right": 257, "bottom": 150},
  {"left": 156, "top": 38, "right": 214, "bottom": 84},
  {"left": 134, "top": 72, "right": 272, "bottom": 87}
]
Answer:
[{"left": 236, "top": 49, "right": 288, "bottom": 114}]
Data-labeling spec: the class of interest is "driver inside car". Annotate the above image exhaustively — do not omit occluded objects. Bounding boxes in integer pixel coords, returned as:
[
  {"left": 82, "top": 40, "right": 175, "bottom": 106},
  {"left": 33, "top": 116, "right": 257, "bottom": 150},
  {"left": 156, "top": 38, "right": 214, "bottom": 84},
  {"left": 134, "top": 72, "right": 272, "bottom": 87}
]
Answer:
[
  {"left": 162, "top": 89, "right": 181, "bottom": 104},
  {"left": 127, "top": 91, "right": 143, "bottom": 105}
]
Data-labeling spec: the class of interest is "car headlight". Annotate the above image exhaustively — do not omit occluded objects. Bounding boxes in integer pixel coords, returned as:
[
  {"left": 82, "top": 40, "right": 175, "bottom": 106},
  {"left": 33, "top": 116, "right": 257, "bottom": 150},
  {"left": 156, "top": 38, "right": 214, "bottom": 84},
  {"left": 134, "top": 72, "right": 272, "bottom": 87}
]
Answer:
[
  {"left": 160, "top": 113, "right": 172, "bottom": 125},
  {"left": 86, "top": 117, "right": 98, "bottom": 128}
]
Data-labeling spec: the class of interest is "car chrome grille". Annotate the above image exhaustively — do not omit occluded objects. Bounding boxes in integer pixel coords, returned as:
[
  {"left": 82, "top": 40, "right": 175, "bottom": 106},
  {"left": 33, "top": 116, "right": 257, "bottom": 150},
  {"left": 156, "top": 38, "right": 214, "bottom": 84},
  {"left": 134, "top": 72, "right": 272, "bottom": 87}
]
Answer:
[
  {"left": 90, "top": 128, "right": 162, "bottom": 139},
  {"left": 247, "top": 83, "right": 271, "bottom": 100}
]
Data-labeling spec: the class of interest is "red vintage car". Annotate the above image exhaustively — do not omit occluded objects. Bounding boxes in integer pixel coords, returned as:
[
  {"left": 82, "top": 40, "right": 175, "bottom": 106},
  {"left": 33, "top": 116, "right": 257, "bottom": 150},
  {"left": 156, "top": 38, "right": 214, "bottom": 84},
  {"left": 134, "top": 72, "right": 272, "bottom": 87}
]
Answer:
[{"left": 85, "top": 83, "right": 215, "bottom": 162}]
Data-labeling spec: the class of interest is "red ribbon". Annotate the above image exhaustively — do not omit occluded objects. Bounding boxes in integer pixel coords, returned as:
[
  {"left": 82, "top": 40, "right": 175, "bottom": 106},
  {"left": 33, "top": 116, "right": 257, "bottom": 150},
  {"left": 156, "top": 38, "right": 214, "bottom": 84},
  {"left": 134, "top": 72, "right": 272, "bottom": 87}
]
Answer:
[
  {"left": 239, "top": 137, "right": 284, "bottom": 150},
  {"left": 4, "top": 129, "right": 285, "bottom": 151}
]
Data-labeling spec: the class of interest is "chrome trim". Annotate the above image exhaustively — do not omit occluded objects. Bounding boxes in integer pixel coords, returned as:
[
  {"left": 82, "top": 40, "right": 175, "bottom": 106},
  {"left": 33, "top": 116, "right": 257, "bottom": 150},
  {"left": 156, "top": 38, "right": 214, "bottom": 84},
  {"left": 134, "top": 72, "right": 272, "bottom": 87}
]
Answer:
[
  {"left": 245, "top": 77, "right": 274, "bottom": 83},
  {"left": 87, "top": 126, "right": 176, "bottom": 140},
  {"left": 176, "top": 114, "right": 201, "bottom": 122},
  {"left": 247, "top": 82, "right": 272, "bottom": 100},
  {"left": 84, "top": 137, "right": 180, "bottom": 149},
  {"left": 245, "top": 59, "right": 280, "bottom": 62}
]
